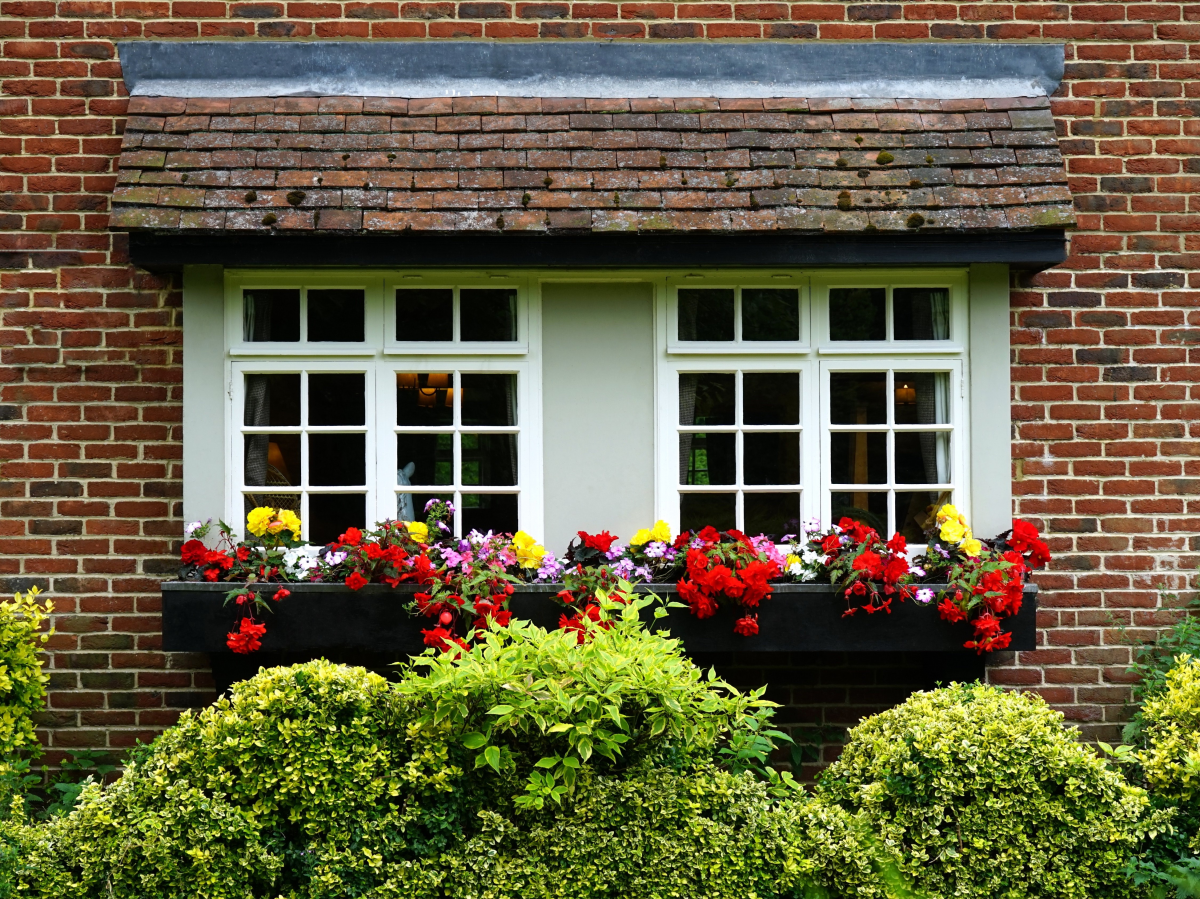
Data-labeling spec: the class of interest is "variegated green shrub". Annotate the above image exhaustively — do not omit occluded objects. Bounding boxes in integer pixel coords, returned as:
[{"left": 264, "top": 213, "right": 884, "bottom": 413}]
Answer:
[
  {"left": 1137, "top": 653, "right": 1200, "bottom": 803},
  {"left": 819, "top": 681, "right": 1151, "bottom": 899},
  {"left": 0, "top": 588, "right": 52, "bottom": 764}
]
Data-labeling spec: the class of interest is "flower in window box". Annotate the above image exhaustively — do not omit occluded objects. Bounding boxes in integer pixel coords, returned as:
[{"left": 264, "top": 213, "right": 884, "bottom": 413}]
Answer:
[
  {"left": 511, "top": 531, "right": 547, "bottom": 569},
  {"left": 404, "top": 521, "right": 429, "bottom": 544}
]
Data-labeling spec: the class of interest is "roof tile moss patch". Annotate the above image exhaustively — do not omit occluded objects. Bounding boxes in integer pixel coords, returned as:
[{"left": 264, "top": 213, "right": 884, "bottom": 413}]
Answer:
[{"left": 111, "top": 95, "right": 1072, "bottom": 235}]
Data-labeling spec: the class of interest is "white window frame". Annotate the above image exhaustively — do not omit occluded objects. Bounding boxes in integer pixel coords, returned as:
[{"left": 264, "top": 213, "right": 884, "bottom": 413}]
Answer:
[
  {"left": 665, "top": 274, "right": 810, "bottom": 354},
  {"left": 219, "top": 270, "right": 543, "bottom": 542}
]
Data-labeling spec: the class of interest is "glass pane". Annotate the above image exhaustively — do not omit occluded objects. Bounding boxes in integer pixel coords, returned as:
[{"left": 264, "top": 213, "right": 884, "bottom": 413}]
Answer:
[
  {"left": 743, "top": 372, "right": 799, "bottom": 425},
  {"left": 680, "top": 432, "right": 735, "bottom": 486},
  {"left": 399, "top": 492, "right": 453, "bottom": 530},
  {"left": 460, "top": 289, "right": 518, "bottom": 342},
  {"left": 461, "top": 374, "right": 517, "bottom": 427},
  {"left": 742, "top": 289, "right": 799, "bottom": 341},
  {"left": 397, "top": 433, "right": 453, "bottom": 487},
  {"left": 745, "top": 492, "right": 800, "bottom": 541},
  {"left": 893, "top": 287, "right": 950, "bottom": 341},
  {"left": 678, "top": 288, "right": 734, "bottom": 341},
  {"left": 307, "top": 289, "right": 365, "bottom": 343},
  {"left": 896, "top": 491, "right": 944, "bottom": 543},
  {"left": 309, "top": 373, "right": 365, "bottom": 426},
  {"left": 243, "top": 433, "right": 300, "bottom": 487},
  {"left": 461, "top": 493, "right": 518, "bottom": 535},
  {"left": 462, "top": 433, "right": 517, "bottom": 486},
  {"left": 894, "top": 372, "right": 950, "bottom": 426},
  {"left": 743, "top": 432, "right": 799, "bottom": 485},
  {"left": 309, "top": 493, "right": 366, "bottom": 546},
  {"left": 243, "top": 289, "right": 300, "bottom": 342},
  {"left": 896, "top": 432, "right": 951, "bottom": 485},
  {"left": 396, "top": 372, "right": 454, "bottom": 427},
  {"left": 397, "top": 288, "right": 453, "bottom": 341},
  {"left": 830, "top": 432, "right": 886, "bottom": 485},
  {"left": 680, "top": 493, "right": 735, "bottom": 533},
  {"left": 830, "top": 491, "right": 887, "bottom": 534},
  {"left": 308, "top": 433, "right": 366, "bottom": 486},
  {"left": 829, "top": 287, "right": 885, "bottom": 341},
  {"left": 244, "top": 373, "right": 299, "bottom": 427},
  {"left": 679, "top": 373, "right": 734, "bottom": 426},
  {"left": 829, "top": 372, "right": 887, "bottom": 425}
]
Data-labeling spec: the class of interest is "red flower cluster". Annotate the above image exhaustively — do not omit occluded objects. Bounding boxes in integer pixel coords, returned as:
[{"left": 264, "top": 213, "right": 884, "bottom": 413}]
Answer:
[
  {"left": 1009, "top": 519, "right": 1051, "bottom": 567},
  {"left": 821, "top": 521, "right": 913, "bottom": 617},
  {"left": 559, "top": 602, "right": 611, "bottom": 644},
  {"left": 676, "top": 527, "right": 779, "bottom": 635},
  {"left": 577, "top": 530, "right": 619, "bottom": 553},
  {"left": 226, "top": 617, "right": 267, "bottom": 654},
  {"left": 333, "top": 525, "right": 420, "bottom": 591},
  {"left": 181, "top": 538, "right": 235, "bottom": 582}
]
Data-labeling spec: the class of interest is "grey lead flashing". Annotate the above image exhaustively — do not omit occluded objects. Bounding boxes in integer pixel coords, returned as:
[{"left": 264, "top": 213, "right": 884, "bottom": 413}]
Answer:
[{"left": 117, "top": 41, "right": 1064, "bottom": 100}]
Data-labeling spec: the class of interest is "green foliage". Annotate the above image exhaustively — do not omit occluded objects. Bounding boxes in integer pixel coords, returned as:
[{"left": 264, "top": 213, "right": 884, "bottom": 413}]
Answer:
[
  {"left": 397, "top": 594, "right": 792, "bottom": 809},
  {"left": 0, "top": 588, "right": 52, "bottom": 762},
  {"left": 1138, "top": 655, "right": 1200, "bottom": 803},
  {"left": 1127, "top": 604, "right": 1200, "bottom": 746},
  {"left": 819, "top": 681, "right": 1152, "bottom": 899}
]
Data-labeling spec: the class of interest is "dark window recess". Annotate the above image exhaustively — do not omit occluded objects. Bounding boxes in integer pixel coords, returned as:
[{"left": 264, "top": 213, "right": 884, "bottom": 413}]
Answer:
[
  {"left": 896, "top": 491, "right": 942, "bottom": 542},
  {"left": 743, "top": 372, "right": 799, "bottom": 425},
  {"left": 680, "top": 372, "right": 735, "bottom": 426},
  {"left": 743, "top": 432, "right": 800, "bottom": 485},
  {"left": 244, "top": 289, "right": 300, "bottom": 342},
  {"left": 678, "top": 289, "right": 734, "bottom": 341},
  {"left": 893, "top": 287, "right": 950, "bottom": 340},
  {"left": 830, "top": 491, "right": 887, "bottom": 534},
  {"left": 308, "top": 433, "right": 366, "bottom": 486},
  {"left": 745, "top": 492, "right": 800, "bottom": 542},
  {"left": 309, "top": 494, "right": 366, "bottom": 546},
  {"left": 244, "top": 373, "right": 300, "bottom": 427},
  {"left": 461, "top": 493, "right": 518, "bottom": 535},
  {"left": 742, "top": 288, "right": 800, "bottom": 341},
  {"left": 308, "top": 289, "right": 365, "bottom": 342},
  {"left": 396, "top": 373, "right": 454, "bottom": 427},
  {"left": 396, "top": 433, "right": 453, "bottom": 486},
  {"left": 460, "top": 289, "right": 518, "bottom": 342},
  {"left": 397, "top": 288, "right": 453, "bottom": 342},
  {"left": 309, "top": 373, "right": 365, "bottom": 426},
  {"left": 830, "top": 432, "right": 886, "bottom": 485},
  {"left": 461, "top": 373, "right": 517, "bottom": 427},
  {"left": 829, "top": 287, "right": 886, "bottom": 341},
  {"left": 829, "top": 372, "right": 887, "bottom": 425},
  {"left": 680, "top": 493, "right": 735, "bottom": 533}
]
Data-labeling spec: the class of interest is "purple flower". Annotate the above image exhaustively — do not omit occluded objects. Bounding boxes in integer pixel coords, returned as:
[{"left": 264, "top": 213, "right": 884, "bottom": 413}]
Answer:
[
  {"left": 605, "top": 545, "right": 626, "bottom": 561},
  {"left": 916, "top": 588, "right": 935, "bottom": 605},
  {"left": 611, "top": 558, "right": 635, "bottom": 578},
  {"left": 910, "top": 565, "right": 926, "bottom": 578},
  {"left": 326, "top": 550, "right": 348, "bottom": 566},
  {"left": 643, "top": 541, "right": 667, "bottom": 559}
]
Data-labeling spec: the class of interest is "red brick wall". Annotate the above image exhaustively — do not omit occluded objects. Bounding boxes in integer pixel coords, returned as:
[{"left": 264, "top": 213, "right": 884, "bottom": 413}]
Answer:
[{"left": 2, "top": 4, "right": 1197, "bottom": 763}]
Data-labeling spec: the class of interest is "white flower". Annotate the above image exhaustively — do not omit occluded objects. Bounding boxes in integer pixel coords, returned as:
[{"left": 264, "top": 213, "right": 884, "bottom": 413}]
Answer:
[
  {"left": 283, "top": 545, "right": 321, "bottom": 579},
  {"left": 801, "top": 548, "right": 822, "bottom": 566},
  {"left": 184, "top": 520, "right": 204, "bottom": 538},
  {"left": 799, "top": 568, "right": 816, "bottom": 582},
  {"left": 787, "top": 562, "right": 803, "bottom": 577},
  {"left": 916, "top": 588, "right": 935, "bottom": 605}
]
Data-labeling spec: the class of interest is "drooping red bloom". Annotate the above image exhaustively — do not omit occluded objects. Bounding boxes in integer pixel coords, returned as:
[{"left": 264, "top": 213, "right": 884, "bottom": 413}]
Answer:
[
  {"left": 272, "top": 588, "right": 290, "bottom": 602},
  {"left": 181, "top": 539, "right": 208, "bottom": 566},
  {"left": 422, "top": 626, "right": 453, "bottom": 651},
  {"left": 226, "top": 617, "right": 267, "bottom": 654},
  {"left": 733, "top": 614, "right": 759, "bottom": 637},
  {"left": 578, "top": 530, "right": 619, "bottom": 553},
  {"left": 937, "top": 595, "right": 967, "bottom": 624},
  {"left": 1008, "top": 519, "right": 1039, "bottom": 552},
  {"left": 345, "top": 571, "right": 369, "bottom": 591}
]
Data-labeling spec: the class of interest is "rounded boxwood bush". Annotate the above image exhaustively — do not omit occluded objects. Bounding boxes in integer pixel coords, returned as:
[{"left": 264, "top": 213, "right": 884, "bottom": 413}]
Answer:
[
  {"left": 818, "top": 681, "right": 1151, "bottom": 899},
  {"left": 1137, "top": 653, "right": 1200, "bottom": 803}
]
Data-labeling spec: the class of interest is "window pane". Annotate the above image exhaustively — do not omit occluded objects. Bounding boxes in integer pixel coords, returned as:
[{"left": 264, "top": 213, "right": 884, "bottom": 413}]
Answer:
[
  {"left": 397, "top": 289, "right": 453, "bottom": 342},
  {"left": 678, "top": 289, "right": 734, "bottom": 341},
  {"left": 461, "top": 493, "right": 518, "bottom": 535},
  {"left": 243, "top": 289, "right": 300, "bottom": 342},
  {"left": 308, "top": 289, "right": 365, "bottom": 342},
  {"left": 830, "top": 432, "right": 886, "bottom": 485},
  {"left": 894, "top": 372, "right": 950, "bottom": 425},
  {"left": 829, "top": 372, "right": 886, "bottom": 424},
  {"left": 742, "top": 289, "right": 799, "bottom": 341},
  {"left": 893, "top": 287, "right": 950, "bottom": 341},
  {"left": 895, "top": 432, "right": 951, "bottom": 485},
  {"left": 309, "top": 373, "right": 365, "bottom": 426},
  {"left": 679, "top": 373, "right": 734, "bottom": 426},
  {"left": 308, "top": 433, "right": 366, "bottom": 486},
  {"left": 681, "top": 493, "right": 735, "bottom": 533},
  {"left": 461, "top": 374, "right": 517, "bottom": 426},
  {"left": 680, "top": 432, "right": 735, "bottom": 486},
  {"left": 745, "top": 492, "right": 800, "bottom": 541},
  {"left": 829, "top": 287, "right": 885, "bottom": 341},
  {"left": 896, "top": 491, "right": 943, "bottom": 543},
  {"left": 460, "top": 289, "right": 517, "bottom": 342},
  {"left": 309, "top": 493, "right": 365, "bottom": 546},
  {"left": 244, "top": 373, "right": 299, "bottom": 427},
  {"left": 830, "top": 491, "right": 887, "bottom": 534},
  {"left": 461, "top": 433, "right": 518, "bottom": 486},
  {"left": 743, "top": 432, "right": 800, "bottom": 485},
  {"left": 396, "top": 433, "right": 453, "bottom": 486},
  {"left": 743, "top": 372, "right": 799, "bottom": 425},
  {"left": 398, "top": 492, "right": 453, "bottom": 530},
  {"left": 397, "top": 372, "right": 453, "bottom": 427},
  {"left": 243, "top": 433, "right": 300, "bottom": 487}
]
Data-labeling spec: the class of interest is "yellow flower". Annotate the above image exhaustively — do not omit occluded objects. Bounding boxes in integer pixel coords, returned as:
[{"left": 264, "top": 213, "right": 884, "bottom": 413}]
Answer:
[
  {"left": 246, "top": 506, "right": 275, "bottom": 537},
  {"left": 786, "top": 554, "right": 801, "bottom": 568},
  {"left": 939, "top": 519, "right": 966, "bottom": 544},
  {"left": 629, "top": 528, "right": 652, "bottom": 547},
  {"left": 511, "top": 530, "right": 547, "bottom": 569},
  {"left": 404, "top": 521, "right": 429, "bottom": 544},
  {"left": 935, "top": 503, "right": 959, "bottom": 524},
  {"left": 961, "top": 538, "right": 983, "bottom": 557},
  {"left": 649, "top": 519, "right": 672, "bottom": 544},
  {"left": 276, "top": 510, "right": 302, "bottom": 538}
]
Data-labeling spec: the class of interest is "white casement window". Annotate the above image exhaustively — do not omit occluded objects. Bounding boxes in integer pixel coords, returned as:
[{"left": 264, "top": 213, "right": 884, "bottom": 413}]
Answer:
[
  {"left": 225, "top": 274, "right": 540, "bottom": 544},
  {"left": 657, "top": 271, "right": 969, "bottom": 542}
]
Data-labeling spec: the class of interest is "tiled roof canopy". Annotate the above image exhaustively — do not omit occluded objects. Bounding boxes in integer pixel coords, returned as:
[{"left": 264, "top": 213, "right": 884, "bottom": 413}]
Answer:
[{"left": 111, "top": 95, "right": 1074, "bottom": 236}]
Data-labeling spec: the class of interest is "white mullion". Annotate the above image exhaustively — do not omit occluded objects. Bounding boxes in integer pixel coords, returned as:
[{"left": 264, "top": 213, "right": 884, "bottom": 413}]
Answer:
[{"left": 452, "top": 287, "right": 461, "bottom": 344}]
